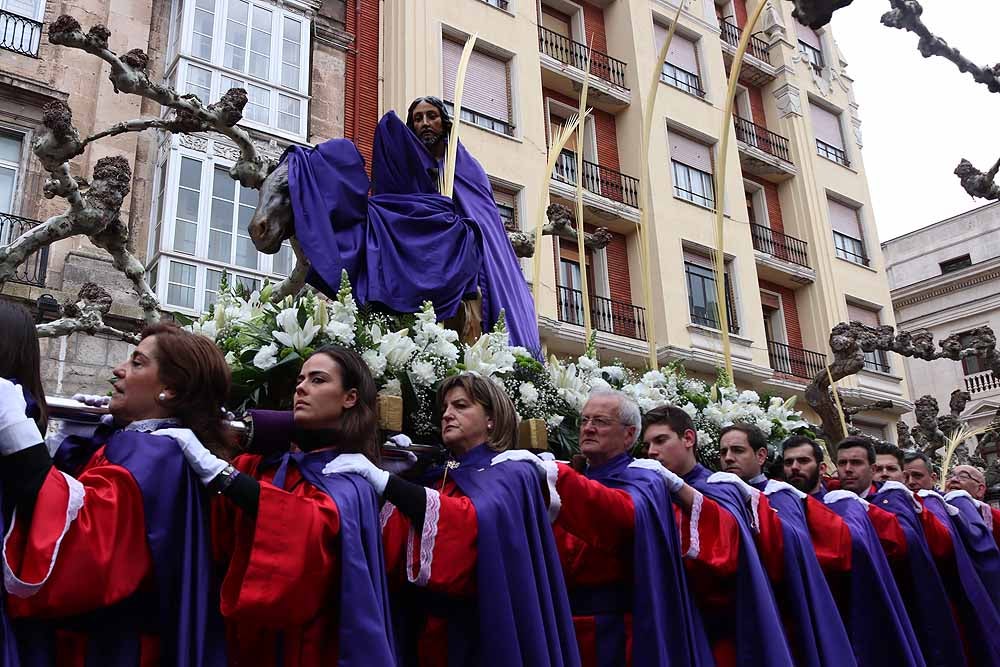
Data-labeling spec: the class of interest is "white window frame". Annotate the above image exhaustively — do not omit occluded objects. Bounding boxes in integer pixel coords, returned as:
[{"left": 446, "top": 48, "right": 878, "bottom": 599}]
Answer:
[
  {"left": 0, "top": 128, "right": 25, "bottom": 217},
  {"left": 146, "top": 139, "right": 294, "bottom": 314},
  {"left": 165, "top": 0, "right": 310, "bottom": 141},
  {"left": 671, "top": 160, "right": 715, "bottom": 209}
]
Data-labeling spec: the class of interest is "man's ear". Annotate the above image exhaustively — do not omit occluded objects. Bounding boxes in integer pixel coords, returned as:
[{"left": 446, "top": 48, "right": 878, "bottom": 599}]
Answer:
[{"left": 756, "top": 447, "right": 768, "bottom": 466}]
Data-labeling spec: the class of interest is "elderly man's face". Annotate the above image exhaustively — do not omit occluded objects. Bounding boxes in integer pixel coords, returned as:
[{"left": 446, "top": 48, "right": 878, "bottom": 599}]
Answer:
[
  {"left": 946, "top": 464, "right": 987, "bottom": 500},
  {"left": 411, "top": 101, "right": 445, "bottom": 147},
  {"left": 579, "top": 394, "right": 635, "bottom": 468}
]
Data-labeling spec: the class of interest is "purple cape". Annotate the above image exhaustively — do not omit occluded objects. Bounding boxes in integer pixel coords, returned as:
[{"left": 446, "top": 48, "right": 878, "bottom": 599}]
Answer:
[
  {"left": 871, "top": 486, "right": 966, "bottom": 667},
  {"left": 919, "top": 493, "right": 1000, "bottom": 665},
  {"left": 586, "top": 454, "right": 714, "bottom": 667},
  {"left": 946, "top": 494, "right": 1000, "bottom": 613},
  {"left": 19, "top": 430, "right": 227, "bottom": 667},
  {"left": 683, "top": 464, "right": 795, "bottom": 667},
  {"left": 824, "top": 495, "right": 924, "bottom": 666},
  {"left": 445, "top": 444, "right": 579, "bottom": 667},
  {"left": 760, "top": 487, "right": 856, "bottom": 667},
  {"left": 264, "top": 450, "right": 397, "bottom": 667},
  {"left": 285, "top": 128, "right": 482, "bottom": 320}
]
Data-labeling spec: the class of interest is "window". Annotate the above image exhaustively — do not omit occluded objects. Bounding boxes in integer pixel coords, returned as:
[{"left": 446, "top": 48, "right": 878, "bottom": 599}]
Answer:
[
  {"left": 940, "top": 254, "right": 972, "bottom": 274},
  {"left": 0, "top": 130, "right": 22, "bottom": 214},
  {"left": 205, "top": 268, "right": 260, "bottom": 310},
  {"left": 272, "top": 241, "right": 293, "bottom": 276},
  {"left": 684, "top": 253, "right": 739, "bottom": 334},
  {"left": 828, "top": 198, "right": 868, "bottom": 266},
  {"left": 209, "top": 165, "right": 258, "bottom": 269},
  {"left": 150, "top": 157, "right": 169, "bottom": 257},
  {"left": 847, "top": 303, "right": 890, "bottom": 373},
  {"left": 0, "top": 0, "right": 43, "bottom": 57},
  {"left": 796, "top": 23, "right": 824, "bottom": 71},
  {"left": 853, "top": 421, "right": 886, "bottom": 442},
  {"left": 174, "top": 157, "right": 202, "bottom": 255},
  {"left": 167, "top": 260, "right": 198, "bottom": 309},
  {"left": 492, "top": 185, "right": 518, "bottom": 231},
  {"left": 442, "top": 37, "right": 514, "bottom": 136},
  {"left": 655, "top": 25, "right": 704, "bottom": 97},
  {"left": 669, "top": 130, "right": 714, "bottom": 209},
  {"left": 168, "top": 0, "right": 309, "bottom": 137},
  {"left": 810, "top": 102, "right": 849, "bottom": 166},
  {"left": 960, "top": 332, "right": 986, "bottom": 376}
]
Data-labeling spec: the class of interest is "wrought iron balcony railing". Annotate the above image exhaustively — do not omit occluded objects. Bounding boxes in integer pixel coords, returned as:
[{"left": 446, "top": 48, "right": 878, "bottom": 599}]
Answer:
[
  {"left": 0, "top": 212, "right": 48, "bottom": 287},
  {"left": 750, "top": 223, "right": 811, "bottom": 269},
  {"left": 719, "top": 18, "right": 771, "bottom": 64},
  {"left": 538, "top": 26, "right": 628, "bottom": 89},
  {"left": 553, "top": 150, "right": 640, "bottom": 208},
  {"left": 965, "top": 370, "right": 1000, "bottom": 395},
  {"left": 557, "top": 285, "right": 647, "bottom": 341},
  {"left": 816, "top": 138, "right": 850, "bottom": 167},
  {"left": 767, "top": 340, "right": 826, "bottom": 380},
  {"left": 0, "top": 9, "right": 41, "bottom": 57},
  {"left": 733, "top": 115, "right": 791, "bottom": 162}
]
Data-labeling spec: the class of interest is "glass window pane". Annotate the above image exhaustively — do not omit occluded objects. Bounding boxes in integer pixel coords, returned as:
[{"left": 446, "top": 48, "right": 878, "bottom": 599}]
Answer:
[
  {"left": 179, "top": 157, "right": 201, "bottom": 189},
  {"left": 224, "top": 43, "right": 246, "bottom": 70},
  {"left": 193, "top": 33, "right": 212, "bottom": 60},
  {"left": 213, "top": 166, "right": 236, "bottom": 200},
  {"left": 235, "top": 235, "right": 257, "bottom": 269},
  {"left": 281, "top": 64, "right": 300, "bottom": 90},
  {"left": 234, "top": 275, "right": 260, "bottom": 293},
  {"left": 169, "top": 260, "right": 197, "bottom": 285},
  {"left": 210, "top": 198, "right": 234, "bottom": 231},
  {"left": 176, "top": 188, "right": 200, "bottom": 221},
  {"left": 238, "top": 183, "right": 257, "bottom": 207},
  {"left": 208, "top": 229, "right": 232, "bottom": 261},
  {"left": 167, "top": 284, "right": 195, "bottom": 308},
  {"left": 277, "top": 95, "right": 300, "bottom": 132},
  {"left": 173, "top": 220, "right": 198, "bottom": 254},
  {"left": 251, "top": 6, "right": 271, "bottom": 30},
  {"left": 273, "top": 242, "right": 292, "bottom": 276},
  {"left": 195, "top": 0, "right": 215, "bottom": 9},
  {"left": 0, "top": 166, "right": 15, "bottom": 214},
  {"left": 228, "top": 0, "right": 248, "bottom": 23},
  {"left": 249, "top": 52, "right": 269, "bottom": 78},
  {"left": 186, "top": 65, "right": 212, "bottom": 102},
  {"left": 0, "top": 132, "right": 21, "bottom": 163}
]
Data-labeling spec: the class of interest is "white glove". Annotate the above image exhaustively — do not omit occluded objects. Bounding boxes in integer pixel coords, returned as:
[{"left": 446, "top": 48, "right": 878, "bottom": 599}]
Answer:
[
  {"left": 152, "top": 427, "right": 227, "bottom": 485},
  {"left": 382, "top": 449, "right": 418, "bottom": 475},
  {"left": 706, "top": 471, "right": 756, "bottom": 502},
  {"left": 386, "top": 433, "right": 413, "bottom": 448},
  {"left": 490, "top": 449, "right": 549, "bottom": 475},
  {"left": 72, "top": 393, "right": 111, "bottom": 408},
  {"left": 537, "top": 452, "right": 556, "bottom": 462},
  {"left": 0, "top": 378, "right": 43, "bottom": 456},
  {"left": 322, "top": 452, "right": 390, "bottom": 495},
  {"left": 628, "top": 458, "right": 685, "bottom": 493}
]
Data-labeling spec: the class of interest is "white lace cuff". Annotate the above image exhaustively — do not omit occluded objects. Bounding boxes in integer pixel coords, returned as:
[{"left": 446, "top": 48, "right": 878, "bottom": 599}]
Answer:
[
  {"left": 406, "top": 488, "right": 440, "bottom": 587},
  {"left": 686, "top": 490, "right": 703, "bottom": 559},
  {"left": 544, "top": 461, "right": 561, "bottom": 523}
]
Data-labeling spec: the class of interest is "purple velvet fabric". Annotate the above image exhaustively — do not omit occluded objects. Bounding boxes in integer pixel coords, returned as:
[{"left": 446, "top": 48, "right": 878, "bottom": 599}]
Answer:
[
  {"left": 946, "top": 494, "right": 1000, "bottom": 613},
  {"left": 682, "top": 464, "right": 795, "bottom": 667},
  {"left": 585, "top": 454, "right": 714, "bottom": 667}
]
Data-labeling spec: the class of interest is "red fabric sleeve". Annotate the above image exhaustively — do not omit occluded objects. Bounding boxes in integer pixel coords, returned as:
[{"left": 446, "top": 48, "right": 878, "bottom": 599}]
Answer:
[
  {"left": 5, "top": 453, "right": 153, "bottom": 619},
  {"left": 804, "top": 496, "right": 852, "bottom": 573},
  {"left": 219, "top": 456, "right": 342, "bottom": 627},
  {"left": 916, "top": 498, "right": 955, "bottom": 562},
  {"left": 867, "top": 505, "right": 908, "bottom": 561},
  {"left": 553, "top": 464, "right": 634, "bottom": 553},
  {"left": 991, "top": 508, "right": 1000, "bottom": 549},
  {"left": 754, "top": 495, "right": 785, "bottom": 582},
  {"left": 679, "top": 496, "right": 740, "bottom": 576}
]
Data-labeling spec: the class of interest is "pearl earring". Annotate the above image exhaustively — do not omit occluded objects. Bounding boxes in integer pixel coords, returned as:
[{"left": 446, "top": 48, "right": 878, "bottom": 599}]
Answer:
[{"left": 158, "top": 392, "right": 167, "bottom": 402}]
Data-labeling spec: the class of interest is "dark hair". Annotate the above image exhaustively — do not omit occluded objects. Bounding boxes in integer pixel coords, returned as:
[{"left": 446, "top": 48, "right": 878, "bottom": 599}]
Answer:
[
  {"left": 902, "top": 449, "right": 932, "bottom": 469},
  {"left": 719, "top": 423, "right": 768, "bottom": 452},
  {"left": 781, "top": 435, "right": 824, "bottom": 465},
  {"left": 836, "top": 436, "right": 876, "bottom": 464},
  {"left": 141, "top": 323, "right": 231, "bottom": 458},
  {"left": 405, "top": 96, "right": 453, "bottom": 135},
  {"left": 436, "top": 373, "right": 518, "bottom": 451},
  {"left": 308, "top": 345, "right": 381, "bottom": 464},
  {"left": 875, "top": 441, "right": 904, "bottom": 466},
  {"left": 0, "top": 301, "right": 48, "bottom": 433},
  {"left": 642, "top": 405, "right": 697, "bottom": 441}
]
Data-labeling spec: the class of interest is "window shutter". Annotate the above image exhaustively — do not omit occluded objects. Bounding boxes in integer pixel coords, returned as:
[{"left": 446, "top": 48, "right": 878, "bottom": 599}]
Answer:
[
  {"left": 656, "top": 24, "right": 699, "bottom": 73},
  {"left": 541, "top": 7, "right": 572, "bottom": 38},
  {"left": 442, "top": 38, "right": 510, "bottom": 121},
  {"left": 810, "top": 103, "right": 844, "bottom": 150},
  {"left": 760, "top": 291, "right": 781, "bottom": 310},
  {"left": 683, "top": 249, "right": 713, "bottom": 268},
  {"left": 669, "top": 130, "right": 713, "bottom": 173},
  {"left": 847, "top": 304, "right": 880, "bottom": 327},
  {"left": 828, "top": 199, "right": 862, "bottom": 238},
  {"left": 796, "top": 22, "right": 822, "bottom": 50},
  {"left": 493, "top": 187, "right": 516, "bottom": 209}
]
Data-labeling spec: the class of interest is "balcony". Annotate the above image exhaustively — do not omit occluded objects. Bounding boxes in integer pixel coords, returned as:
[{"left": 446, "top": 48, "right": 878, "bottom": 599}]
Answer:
[
  {"left": 557, "top": 285, "right": 647, "bottom": 341},
  {"left": 734, "top": 115, "right": 796, "bottom": 181},
  {"left": 551, "top": 150, "right": 640, "bottom": 219},
  {"left": 966, "top": 371, "right": 1000, "bottom": 395},
  {"left": 718, "top": 19, "right": 776, "bottom": 86},
  {"left": 767, "top": 340, "right": 826, "bottom": 380},
  {"left": 0, "top": 213, "right": 48, "bottom": 287},
  {"left": 750, "top": 223, "right": 815, "bottom": 285},
  {"left": 538, "top": 26, "right": 630, "bottom": 110},
  {"left": 0, "top": 9, "right": 41, "bottom": 57},
  {"left": 817, "top": 139, "right": 850, "bottom": 167}
]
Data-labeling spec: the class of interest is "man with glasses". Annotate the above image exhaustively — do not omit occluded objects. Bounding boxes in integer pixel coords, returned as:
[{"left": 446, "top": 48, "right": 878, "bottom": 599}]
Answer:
[{"left": 945, "top": 464, "right": 987, "bottom": 499}]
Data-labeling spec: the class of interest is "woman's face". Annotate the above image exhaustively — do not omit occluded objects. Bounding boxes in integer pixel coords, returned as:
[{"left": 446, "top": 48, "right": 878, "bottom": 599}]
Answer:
[
  {"left": 109, "top": 335, "right": 173, "bottom": 423},
  {"left": 293, "top": 354, "right": 358, "bottom": 429},
  {"left": 440, "top": 386, "right": 490, "bottom": 451}
]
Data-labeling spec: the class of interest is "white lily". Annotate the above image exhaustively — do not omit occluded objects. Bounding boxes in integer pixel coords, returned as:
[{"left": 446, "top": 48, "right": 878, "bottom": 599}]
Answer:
[
  {"left": 253, "top": 343, "right": 279, "bottom": 370},
  {"left": 272, "top": 308, "right": 321, "bottom": 353}
]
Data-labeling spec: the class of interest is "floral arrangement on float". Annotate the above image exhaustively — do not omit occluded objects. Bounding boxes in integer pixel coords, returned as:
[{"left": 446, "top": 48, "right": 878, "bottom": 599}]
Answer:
[{"left": 184, "top": 272, "right": 811, "bottom": 464}]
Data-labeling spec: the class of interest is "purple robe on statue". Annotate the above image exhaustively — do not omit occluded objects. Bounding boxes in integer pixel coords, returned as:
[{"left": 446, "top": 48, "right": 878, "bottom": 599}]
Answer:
[
  {"left": 284, "top": 111, "right": 542, "bottom": 353},
  {"left": 823, "top": 491, "right": 924, "bottom": 667},
  {"left": 683, "top": 464, "right": 795, "bottom": 667}
]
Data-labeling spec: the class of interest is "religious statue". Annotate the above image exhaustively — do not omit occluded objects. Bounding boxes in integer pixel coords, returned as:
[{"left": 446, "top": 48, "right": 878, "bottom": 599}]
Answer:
[{"left": 248, "top": 97, "right": 541, "bottom": 354}]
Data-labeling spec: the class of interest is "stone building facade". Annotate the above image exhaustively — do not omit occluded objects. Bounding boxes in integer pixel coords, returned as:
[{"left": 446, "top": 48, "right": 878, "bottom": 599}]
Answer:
[
  {"left": 884, "top": 201, "right": 1000, "bottom": 462},
  {"left": 0, "top": 0, "right": 351, "bottom": 396}
]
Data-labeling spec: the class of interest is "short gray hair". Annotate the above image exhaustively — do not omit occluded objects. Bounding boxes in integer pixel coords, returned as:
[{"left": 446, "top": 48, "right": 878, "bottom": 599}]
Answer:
[{"left": 585, "top": 387, "right": 642, "bottom": 446}]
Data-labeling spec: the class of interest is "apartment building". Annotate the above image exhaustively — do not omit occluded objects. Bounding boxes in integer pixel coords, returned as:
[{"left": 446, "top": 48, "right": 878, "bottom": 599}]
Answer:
[
  {"left": 884, "top": 202, "right": 1000, "bottom": 461},
  {"left": 0, "top": 0, "right": 352, "bottom": 395},
  {"left": 374, "top": 0, "right": 909, "bottom": 431}
]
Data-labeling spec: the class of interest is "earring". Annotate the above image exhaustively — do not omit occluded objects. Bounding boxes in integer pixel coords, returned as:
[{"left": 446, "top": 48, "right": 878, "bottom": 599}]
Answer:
[
  {"left": 157, "top": 392, "right": 167, "bottom": 402},
  {"left": 487, "top": 422, "right": 494, "bottom": 431}
]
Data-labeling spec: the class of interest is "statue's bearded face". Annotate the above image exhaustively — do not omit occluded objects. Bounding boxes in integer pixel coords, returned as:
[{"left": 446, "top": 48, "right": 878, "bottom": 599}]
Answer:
[{"left": 411, "top": 101, "right": 445, "bottom": 147}]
